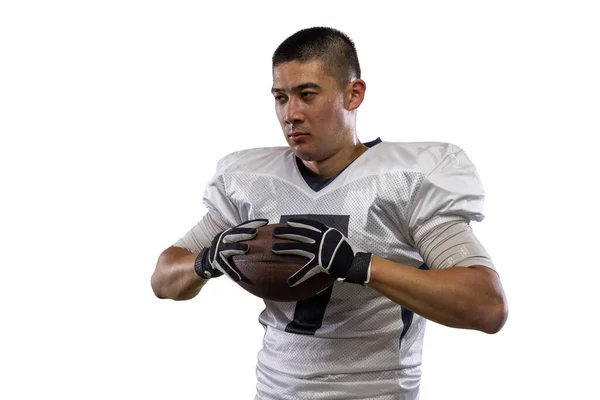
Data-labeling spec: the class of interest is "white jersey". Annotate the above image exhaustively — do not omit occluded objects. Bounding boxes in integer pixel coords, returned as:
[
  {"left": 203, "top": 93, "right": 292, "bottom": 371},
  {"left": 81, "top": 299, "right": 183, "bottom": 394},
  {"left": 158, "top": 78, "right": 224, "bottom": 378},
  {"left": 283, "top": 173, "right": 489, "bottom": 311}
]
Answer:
[{"left": 175, "top": 141, "right": 487, "bottom": 400}]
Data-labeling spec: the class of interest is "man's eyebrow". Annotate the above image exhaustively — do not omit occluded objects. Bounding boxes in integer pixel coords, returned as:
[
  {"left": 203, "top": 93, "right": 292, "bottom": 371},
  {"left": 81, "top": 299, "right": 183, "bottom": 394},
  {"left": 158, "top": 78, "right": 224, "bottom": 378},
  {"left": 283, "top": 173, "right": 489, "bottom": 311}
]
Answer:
[{"left": 271, "top": 82, "right": 323, "bottom": 94}]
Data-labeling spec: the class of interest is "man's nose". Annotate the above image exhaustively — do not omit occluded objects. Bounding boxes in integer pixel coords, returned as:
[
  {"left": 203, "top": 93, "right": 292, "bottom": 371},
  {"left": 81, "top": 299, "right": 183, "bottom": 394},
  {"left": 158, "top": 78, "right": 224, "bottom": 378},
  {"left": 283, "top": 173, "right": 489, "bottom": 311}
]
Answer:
[{"left": 284, "top": 97, "right": 305, "bottom": 125}]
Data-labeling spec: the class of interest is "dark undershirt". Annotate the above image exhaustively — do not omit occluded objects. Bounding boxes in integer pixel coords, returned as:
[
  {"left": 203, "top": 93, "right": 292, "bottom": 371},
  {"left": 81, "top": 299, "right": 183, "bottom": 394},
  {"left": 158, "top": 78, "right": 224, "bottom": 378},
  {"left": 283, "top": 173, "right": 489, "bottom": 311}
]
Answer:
[{"left": 296, "top": 137, "right": 382, "bottom": 192}]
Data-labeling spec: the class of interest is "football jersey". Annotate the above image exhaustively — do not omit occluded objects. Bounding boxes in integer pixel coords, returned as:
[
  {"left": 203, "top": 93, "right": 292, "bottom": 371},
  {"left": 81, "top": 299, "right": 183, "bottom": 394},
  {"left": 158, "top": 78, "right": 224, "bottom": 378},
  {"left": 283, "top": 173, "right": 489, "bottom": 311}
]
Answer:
[{"left": 176, "top": 141, "right": 487, "bottom": 400}]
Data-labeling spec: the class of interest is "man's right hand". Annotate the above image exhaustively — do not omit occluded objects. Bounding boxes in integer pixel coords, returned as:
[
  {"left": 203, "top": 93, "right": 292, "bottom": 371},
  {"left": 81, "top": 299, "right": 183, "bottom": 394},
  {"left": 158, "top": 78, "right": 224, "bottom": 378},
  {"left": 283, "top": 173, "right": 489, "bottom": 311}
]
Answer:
[{"left": 195, "top": 219, "right": 269, "bottom": 281}]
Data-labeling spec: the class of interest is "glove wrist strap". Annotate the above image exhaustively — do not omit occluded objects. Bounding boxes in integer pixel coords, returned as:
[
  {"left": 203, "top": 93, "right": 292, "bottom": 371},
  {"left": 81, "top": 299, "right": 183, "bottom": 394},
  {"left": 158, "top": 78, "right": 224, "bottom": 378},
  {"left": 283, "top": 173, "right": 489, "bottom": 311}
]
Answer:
[
  {"left": 345, "top": 252, "right": 373, "bottom": 285},
  {"left": 194, "top": 248, "right": 217, "bottom": 279}
]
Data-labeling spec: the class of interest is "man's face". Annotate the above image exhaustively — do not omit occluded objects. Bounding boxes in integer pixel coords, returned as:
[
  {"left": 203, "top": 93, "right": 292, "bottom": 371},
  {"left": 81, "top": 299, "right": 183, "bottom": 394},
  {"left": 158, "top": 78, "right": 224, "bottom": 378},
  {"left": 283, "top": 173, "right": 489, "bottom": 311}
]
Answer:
[{"left": 272, "top": 60, "right": 352, "bottom": 161}]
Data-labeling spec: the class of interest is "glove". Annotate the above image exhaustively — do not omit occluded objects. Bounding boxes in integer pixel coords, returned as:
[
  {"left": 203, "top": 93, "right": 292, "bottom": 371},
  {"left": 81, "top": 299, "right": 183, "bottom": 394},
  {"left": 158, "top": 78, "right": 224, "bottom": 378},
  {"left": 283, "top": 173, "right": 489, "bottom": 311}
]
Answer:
[
  {"left": 194, "top": 219, "right": 269, "bottom": 281},
  {"left": 272, "top": 218, "right": 373, "bottom": 287}
]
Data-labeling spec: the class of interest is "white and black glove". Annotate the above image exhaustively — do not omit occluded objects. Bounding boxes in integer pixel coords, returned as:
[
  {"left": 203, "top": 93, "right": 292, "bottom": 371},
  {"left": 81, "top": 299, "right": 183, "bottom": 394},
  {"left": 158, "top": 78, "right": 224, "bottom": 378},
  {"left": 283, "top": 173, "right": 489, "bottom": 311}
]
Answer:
[
  {"left": 272, "top": 218, "right": 373, "bottom": 287},
  {"left": 194, "top": 219, "right": 269, "bottom": 281}
]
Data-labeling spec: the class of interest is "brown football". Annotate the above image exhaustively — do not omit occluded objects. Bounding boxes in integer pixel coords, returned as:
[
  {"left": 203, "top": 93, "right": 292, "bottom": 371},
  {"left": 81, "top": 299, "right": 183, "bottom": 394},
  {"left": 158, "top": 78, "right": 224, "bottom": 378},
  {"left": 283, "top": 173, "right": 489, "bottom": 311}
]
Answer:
[{"left": 230, "top": 223, "right": 335, "bottom": 302}]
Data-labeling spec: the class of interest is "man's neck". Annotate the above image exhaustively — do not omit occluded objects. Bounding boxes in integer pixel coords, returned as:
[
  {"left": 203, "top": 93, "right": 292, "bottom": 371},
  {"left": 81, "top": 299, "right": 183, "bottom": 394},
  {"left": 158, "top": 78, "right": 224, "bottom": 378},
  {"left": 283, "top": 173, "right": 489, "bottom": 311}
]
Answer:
[{"left": 301, "top": 143, "right": 368, "bottom": 180}]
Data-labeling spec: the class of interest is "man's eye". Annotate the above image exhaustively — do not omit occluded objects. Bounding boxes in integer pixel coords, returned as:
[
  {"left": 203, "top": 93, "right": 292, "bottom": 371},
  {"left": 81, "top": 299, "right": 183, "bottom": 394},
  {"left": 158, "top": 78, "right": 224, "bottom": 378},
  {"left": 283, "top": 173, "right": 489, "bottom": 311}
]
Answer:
[
  {"left": 274, "top": 95, "right": 286, "bottom": 103},
  {"left": 302, "top": 92, "right": 315, "bottom": 99}
]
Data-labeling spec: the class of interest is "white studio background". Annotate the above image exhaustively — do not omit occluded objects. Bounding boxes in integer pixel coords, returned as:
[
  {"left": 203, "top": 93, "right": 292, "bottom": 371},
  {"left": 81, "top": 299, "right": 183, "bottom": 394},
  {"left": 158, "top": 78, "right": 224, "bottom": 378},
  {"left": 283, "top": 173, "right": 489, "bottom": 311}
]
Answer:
[{"left": 1, "top": 1, "right": 598, "bottom": 399}]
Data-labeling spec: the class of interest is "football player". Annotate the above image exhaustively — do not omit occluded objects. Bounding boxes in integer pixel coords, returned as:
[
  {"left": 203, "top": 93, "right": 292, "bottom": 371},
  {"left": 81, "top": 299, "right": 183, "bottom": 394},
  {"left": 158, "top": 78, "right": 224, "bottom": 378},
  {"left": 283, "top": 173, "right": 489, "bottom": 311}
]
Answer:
[{"left": 151, "top": 27, "right": 508, "bottom": 400}]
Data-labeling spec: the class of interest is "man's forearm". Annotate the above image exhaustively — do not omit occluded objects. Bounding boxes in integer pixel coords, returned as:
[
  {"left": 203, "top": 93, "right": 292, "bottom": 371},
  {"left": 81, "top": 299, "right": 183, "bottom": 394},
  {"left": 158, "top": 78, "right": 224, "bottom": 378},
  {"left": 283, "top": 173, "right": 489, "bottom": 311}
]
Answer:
[
  {"left": 151, "top": 246, "right": 207, "bottom": 300},
  {"left": 368, "top": 256, "right": 508, "bottom": 334}
]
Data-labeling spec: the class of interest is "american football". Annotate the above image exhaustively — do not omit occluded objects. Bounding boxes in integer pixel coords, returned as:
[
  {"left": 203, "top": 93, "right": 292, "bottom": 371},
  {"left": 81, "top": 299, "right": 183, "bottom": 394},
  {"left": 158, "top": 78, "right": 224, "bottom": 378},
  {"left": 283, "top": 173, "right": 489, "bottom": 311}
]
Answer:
[{"left": 230, "top": 223, "right": 335, "bottom": 302}]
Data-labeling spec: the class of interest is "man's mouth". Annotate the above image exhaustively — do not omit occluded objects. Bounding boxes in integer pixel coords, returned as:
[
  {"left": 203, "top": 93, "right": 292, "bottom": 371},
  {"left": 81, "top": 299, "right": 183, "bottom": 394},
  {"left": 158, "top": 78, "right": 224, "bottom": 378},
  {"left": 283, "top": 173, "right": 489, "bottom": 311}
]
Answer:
[{"left": 289, "top": 131, "right": 309, "bottom": 138}]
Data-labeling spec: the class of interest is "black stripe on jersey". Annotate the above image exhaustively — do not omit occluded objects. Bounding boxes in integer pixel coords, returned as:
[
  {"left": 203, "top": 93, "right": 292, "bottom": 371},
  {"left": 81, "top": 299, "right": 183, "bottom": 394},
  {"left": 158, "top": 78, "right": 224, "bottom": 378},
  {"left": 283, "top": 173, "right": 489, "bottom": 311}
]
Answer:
[
  {"left": 280, "top": 214, "right": 350, "bottom": 336},
  {"left": 399, "top": 263, "right": 430, "bottom": 349}
]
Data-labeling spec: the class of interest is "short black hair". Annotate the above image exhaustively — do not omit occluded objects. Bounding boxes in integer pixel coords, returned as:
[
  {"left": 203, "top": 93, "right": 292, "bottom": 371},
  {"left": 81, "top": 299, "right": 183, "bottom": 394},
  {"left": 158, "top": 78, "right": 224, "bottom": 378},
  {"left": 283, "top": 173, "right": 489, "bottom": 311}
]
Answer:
[{"left": 272, "top": 27, "right": 361, "bottom": 87}]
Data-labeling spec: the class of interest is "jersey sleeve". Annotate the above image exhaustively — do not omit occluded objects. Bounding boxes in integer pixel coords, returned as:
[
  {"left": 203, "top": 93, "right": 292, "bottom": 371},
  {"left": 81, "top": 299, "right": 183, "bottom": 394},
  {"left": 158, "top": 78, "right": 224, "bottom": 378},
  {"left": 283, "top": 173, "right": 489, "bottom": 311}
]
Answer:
[
  {"left": 172, "top": 155, "right": 242, "bottom": 252},
  {"left": 172, "top": 211, "right": 227, "bottom": 253},
  {"left": 408, "top": 144, "right": 486, "bottom": 246}
]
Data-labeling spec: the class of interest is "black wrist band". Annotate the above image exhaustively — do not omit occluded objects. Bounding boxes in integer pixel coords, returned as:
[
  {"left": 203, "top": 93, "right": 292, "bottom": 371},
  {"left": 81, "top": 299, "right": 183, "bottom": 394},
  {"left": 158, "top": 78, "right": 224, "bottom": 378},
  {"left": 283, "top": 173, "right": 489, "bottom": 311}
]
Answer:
[
  {"left": 345, "top": 252, "right": 372, "bottom": 285},
  {"left": 194, "top": 248, "right": 212, "bottom": 279}
]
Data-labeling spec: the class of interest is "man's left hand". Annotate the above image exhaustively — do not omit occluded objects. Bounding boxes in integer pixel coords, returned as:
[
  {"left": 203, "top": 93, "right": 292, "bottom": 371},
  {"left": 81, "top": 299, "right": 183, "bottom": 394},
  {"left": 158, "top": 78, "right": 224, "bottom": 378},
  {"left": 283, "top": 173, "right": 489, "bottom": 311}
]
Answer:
[{"left": 272, "top": 218, "right": 373, "bottom": 287}]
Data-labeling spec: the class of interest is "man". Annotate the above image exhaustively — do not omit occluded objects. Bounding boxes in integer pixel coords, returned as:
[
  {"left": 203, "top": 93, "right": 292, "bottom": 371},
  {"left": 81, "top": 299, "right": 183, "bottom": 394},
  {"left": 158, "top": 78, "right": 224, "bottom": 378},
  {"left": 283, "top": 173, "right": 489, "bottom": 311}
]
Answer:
[{"left": 151, "top": 27, "right": 508, "bottom": 399}]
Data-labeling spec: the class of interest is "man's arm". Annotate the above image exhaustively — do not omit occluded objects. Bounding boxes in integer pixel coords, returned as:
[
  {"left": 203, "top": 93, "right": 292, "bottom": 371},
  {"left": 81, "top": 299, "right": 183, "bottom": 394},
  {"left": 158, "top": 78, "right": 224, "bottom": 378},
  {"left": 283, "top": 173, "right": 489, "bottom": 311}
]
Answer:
[
  {"left": 369, "top": 218, "right": 507, "bottom": 334},
  {"left": 385, "top": 145, "right": 508, "bottom": 333},
  {"left": 151, "top": 211, "right": 229, "bottom": 300},
  {"left": 151, "top": 218, "right": 269, "bottom": 300},
  {"left": 368, "top": 261, "right": 507, "bottom": 334},
  {"left": 151, "top": 246, "right": 207, "bottom": 301},
  {"left": 274, "top": 218, "right": 508, "bottom": 334}
]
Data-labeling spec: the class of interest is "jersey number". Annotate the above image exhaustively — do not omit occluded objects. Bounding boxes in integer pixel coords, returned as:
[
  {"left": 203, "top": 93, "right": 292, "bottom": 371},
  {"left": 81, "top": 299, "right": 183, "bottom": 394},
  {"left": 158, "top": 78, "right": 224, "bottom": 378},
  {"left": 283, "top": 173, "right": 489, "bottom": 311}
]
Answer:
[{"left": 279, "top": 214, "right": 350, "bottom": 336}]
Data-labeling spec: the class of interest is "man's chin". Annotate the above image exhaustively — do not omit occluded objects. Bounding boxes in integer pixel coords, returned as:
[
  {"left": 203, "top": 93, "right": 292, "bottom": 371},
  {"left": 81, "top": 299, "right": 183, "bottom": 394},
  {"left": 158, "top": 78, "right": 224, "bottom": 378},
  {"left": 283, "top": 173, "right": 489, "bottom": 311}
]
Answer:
[{"left": 289, "top": 145, "right": 318, "bottom": 162}]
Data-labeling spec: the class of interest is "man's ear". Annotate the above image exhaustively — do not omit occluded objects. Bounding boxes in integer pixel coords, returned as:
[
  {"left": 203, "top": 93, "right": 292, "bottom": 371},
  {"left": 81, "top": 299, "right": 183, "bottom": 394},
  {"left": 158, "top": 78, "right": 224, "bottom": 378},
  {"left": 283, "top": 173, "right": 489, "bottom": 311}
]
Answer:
[{"left": 346, "top": 79, "right": 366, "bottom": 111}]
